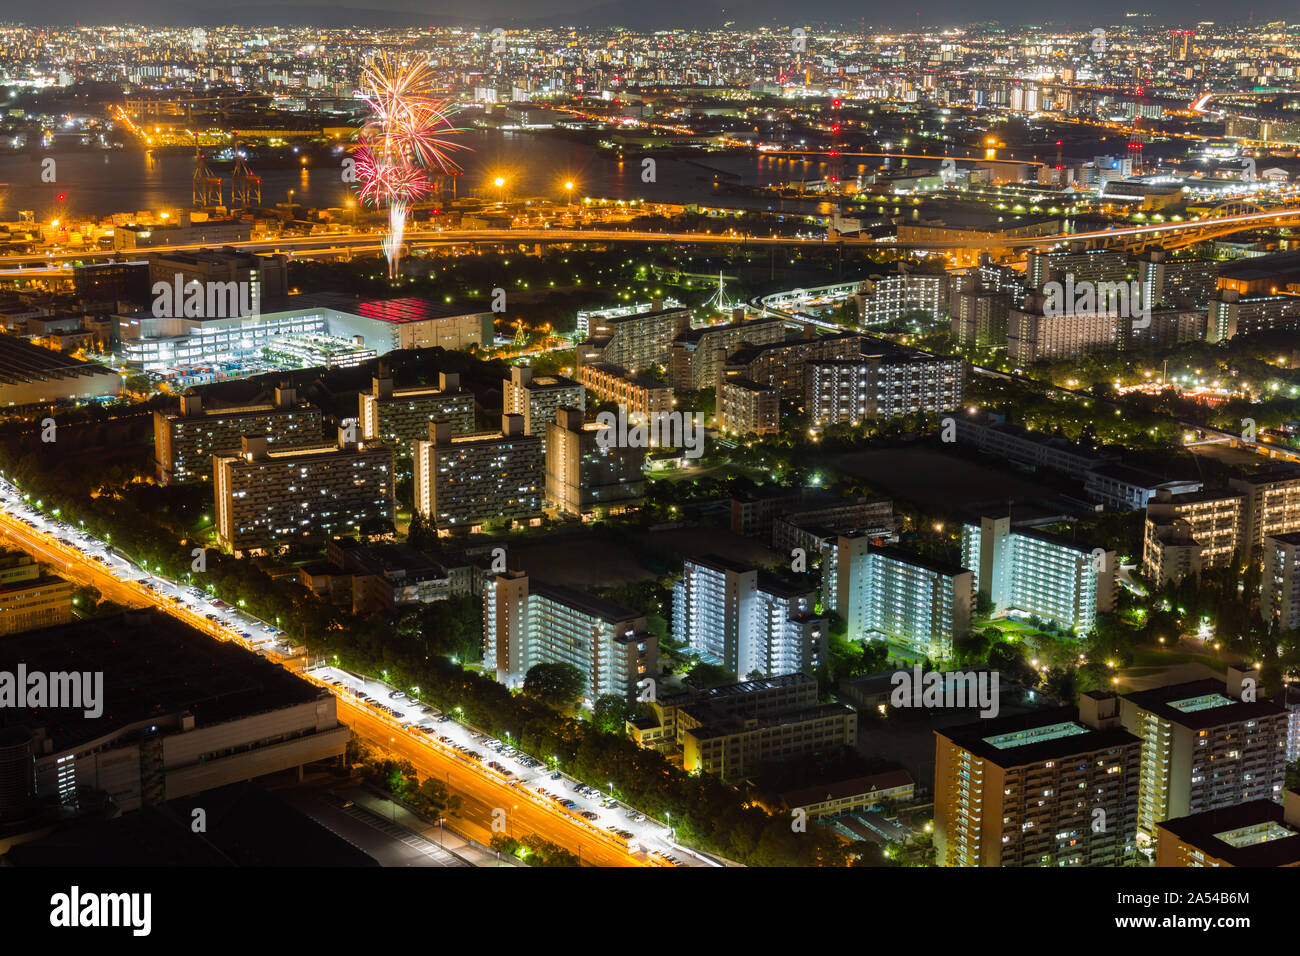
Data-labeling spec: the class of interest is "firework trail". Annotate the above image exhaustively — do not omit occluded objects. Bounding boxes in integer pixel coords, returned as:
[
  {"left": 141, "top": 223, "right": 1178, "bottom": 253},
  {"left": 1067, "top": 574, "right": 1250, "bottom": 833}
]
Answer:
[{"left": 354, "top": 53, "right": 468, "bottom": 278}]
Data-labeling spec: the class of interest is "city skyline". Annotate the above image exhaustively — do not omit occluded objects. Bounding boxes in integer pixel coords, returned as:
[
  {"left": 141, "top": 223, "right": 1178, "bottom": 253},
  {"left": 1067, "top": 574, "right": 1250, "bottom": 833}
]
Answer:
[{"left": 0, "top": 7, "right": 1298, "bottom": 904}]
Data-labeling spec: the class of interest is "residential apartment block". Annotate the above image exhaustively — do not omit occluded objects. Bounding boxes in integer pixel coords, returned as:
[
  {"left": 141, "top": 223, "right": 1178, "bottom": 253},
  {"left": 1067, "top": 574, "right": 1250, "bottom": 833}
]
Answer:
[
  {"left": 1120, "top": 670, "right": 1289, "bottom": 843},
  {"left": 718, "top": 377, "right": 779, "bottom": 437},
  {"left": 822, "top": 534, "right": 971, "bottom": 660},
  {"left": 483, "top": 570, "right": 657, "bottom": 702},
  {"left": 576, "top": 301, "right": 687, "bottom": 374},
  {"left": 1261, "top": 532, "right": 1300, "bottom": 630},
  {"left": 1155, "top": 791, "right": 1300, "bottom": 867},
  {"left": 961, "top": 515, "right": 1115, "bottom": 635},
  {"left": 574, "top": 361, "right": 673, "bottom": 416},
  {"left": 545, "top": 407, "right": 645, "bottom": 518},
  {"left": 722, "top": 331, "right": 863, "bottom": 401},
  {"left": 1142, "top": 488, "right": 1245, "bottom": 584},
  {"left": 935, "top": 694, "right": 1142, "bottom": 867},
  {"left": 413, "top": 415, "right": 544, "bottom": 530},
  {"left": 503, "top": 365, "right": 585, "bottom": 454},
  {"left": 672, "top": 555, "right": 826, "bottom": 679},
  {"left": 668, "top": 314, "right": 784, "bottom": 392},
  {"left": 213, "top": 431, "right": 395, "bottom": 554},
  {"left": 804, "top": 343, "right": 963, "bottom": 425},
  {"left": 358, "top": 370, "right": 476, "bottom": 457},
  {"left": 154, "top": 386, "right": 322, "bottom": 484}
]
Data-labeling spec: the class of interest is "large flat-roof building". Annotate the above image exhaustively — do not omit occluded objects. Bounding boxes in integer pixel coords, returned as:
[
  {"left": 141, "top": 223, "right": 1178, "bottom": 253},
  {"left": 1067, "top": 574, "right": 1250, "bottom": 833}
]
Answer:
[
  {"left": 117, "top": 293, "right": 493, "bottom": 374},
  {"left": 213, "top": 431, "right": 394, "bottom": 555},
  {"left": 0, "top": 610, "right": 349, "bottom": 820},
  {"left": 0, "top": 335, "right": 121, "bottom": 406},
  {"left": 483, "top": 570, "right": 657, "bottom": 702},
  {"left": 1155, "top": 791, "right": 1300, "bottom": 867},
  {"left": 413, "top": 414, "right": 543, "bottom": 530},
  {"left": 154, "top": 385, "right": 323, "bottom": 484}
]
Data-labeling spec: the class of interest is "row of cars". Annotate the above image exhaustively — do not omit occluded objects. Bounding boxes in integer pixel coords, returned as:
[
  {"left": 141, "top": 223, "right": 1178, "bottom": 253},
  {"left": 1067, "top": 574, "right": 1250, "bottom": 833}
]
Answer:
[{"left": 304, "top": 664, "right": 698, "bottom": 865}]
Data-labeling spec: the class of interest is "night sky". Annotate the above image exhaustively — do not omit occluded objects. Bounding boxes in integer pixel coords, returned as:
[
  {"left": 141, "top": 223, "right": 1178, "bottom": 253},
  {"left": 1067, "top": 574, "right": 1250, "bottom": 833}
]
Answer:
[{"left": 4, "top": 0, "right": 1299, "bottom": 29}]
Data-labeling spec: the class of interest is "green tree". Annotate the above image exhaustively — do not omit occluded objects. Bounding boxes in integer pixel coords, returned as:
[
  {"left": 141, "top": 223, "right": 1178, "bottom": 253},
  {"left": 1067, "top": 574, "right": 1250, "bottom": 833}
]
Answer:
[
  {"left": 591, "top": 694, "right": 636, "bottom": 734},
  {"left": 523, "top": 662, "right": 586, "bottom": 707}
]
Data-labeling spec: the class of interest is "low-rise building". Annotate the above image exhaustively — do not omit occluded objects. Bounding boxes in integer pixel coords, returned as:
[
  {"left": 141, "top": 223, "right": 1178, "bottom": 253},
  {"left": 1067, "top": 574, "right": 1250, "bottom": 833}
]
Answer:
[
  {"left": 777, "top": 770, "right": 916, "bottom": 818},
  {"left": 0, "top": 610, "right": 348, "bottom": 819},
  {"left": 0, "top": 552, "right": 75, "bottom": 636},
  {"left": 682, "top": 702, "right": 858, "bottom": 779}
]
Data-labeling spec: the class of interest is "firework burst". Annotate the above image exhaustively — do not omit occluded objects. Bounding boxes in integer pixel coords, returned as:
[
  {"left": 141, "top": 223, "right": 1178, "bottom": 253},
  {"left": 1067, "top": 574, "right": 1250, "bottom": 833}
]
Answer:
[{"left": 354, "top": 52, "right": 469, "bottom": 278}]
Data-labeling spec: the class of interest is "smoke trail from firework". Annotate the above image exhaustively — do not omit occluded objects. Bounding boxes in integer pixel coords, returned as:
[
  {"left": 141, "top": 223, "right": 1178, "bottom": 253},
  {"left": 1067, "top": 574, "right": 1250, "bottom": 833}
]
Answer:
[{"left": 354, "top": 53, "right": 468, "bottom": 278}]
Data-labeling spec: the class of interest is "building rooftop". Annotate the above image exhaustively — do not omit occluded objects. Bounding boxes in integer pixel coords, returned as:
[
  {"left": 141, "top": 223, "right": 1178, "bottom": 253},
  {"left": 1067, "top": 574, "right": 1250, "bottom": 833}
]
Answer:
[
  {"left": 0, "top": 334, "right": 116, "bottom": 388},
  {"left": 683, "top": 702, "right": 856, "bottom": 740},
  {"left": 0, "top": 610, "right": 326, "bottom": 752},
  {"left": 1122, "top": 679, "right": 1287, "bottom": 730},
  {"left": 1158, "top": 795, "right": 1300, "bottom": 867},
  {"left": 868, "top": 542, "right": 968, "bottom": 577},
  {"left": 939, "top": 707, "right": 1140, "bottom": 767},
  {"left": 779, "top": 769, "right": 915, "bottom": 809},
  {"left": 355, "top": 297, "right": 488, "bottom": 324}
]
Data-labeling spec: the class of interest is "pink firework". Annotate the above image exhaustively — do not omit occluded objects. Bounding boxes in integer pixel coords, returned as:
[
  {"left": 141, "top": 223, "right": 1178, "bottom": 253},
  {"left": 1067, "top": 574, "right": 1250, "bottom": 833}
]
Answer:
[{"left": 353, "top": 53, "right": 469, "bottom": 277}]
